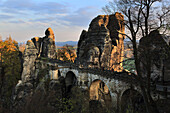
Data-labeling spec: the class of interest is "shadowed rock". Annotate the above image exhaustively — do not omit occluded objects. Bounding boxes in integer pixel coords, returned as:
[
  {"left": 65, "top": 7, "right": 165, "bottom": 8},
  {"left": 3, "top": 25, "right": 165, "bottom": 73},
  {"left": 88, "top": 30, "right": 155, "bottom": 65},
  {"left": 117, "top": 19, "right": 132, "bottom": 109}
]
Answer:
[
  {"left": 20, "top": 27, "right": 56, "bottom": 84},
  {"left": 45, "top": 27, "right": 55, "bottom": 41},
  {"left": 13, "top": 28, "right": 56, "bottom": 108},
  {"left": 139, "top": 30, "right": 170, "bottom": 82},
  {"left": 41, "top": 27, "right": 56, "bottom": 58},
  {"left": 76, "top": 12, "right": 125, "bottom": 72}
]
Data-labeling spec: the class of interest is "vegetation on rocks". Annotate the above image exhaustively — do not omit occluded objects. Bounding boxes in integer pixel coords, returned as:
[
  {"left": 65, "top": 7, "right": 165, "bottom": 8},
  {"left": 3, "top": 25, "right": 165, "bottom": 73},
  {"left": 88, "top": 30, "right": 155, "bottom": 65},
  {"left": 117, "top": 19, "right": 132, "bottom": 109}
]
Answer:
[{"left": 57, "top": 44, "right": 77, "bottom": 62}]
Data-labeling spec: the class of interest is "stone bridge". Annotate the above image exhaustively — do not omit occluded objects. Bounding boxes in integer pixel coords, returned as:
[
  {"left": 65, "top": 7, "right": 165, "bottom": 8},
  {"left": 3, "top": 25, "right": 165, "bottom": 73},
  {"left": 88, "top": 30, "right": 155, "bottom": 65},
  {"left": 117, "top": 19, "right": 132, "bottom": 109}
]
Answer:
[
  {"left": 15, "top": 13, "right": 170, "bottom": 112},
  {"left": 36, "top": 58, "right": 143, "bottom": 110}
]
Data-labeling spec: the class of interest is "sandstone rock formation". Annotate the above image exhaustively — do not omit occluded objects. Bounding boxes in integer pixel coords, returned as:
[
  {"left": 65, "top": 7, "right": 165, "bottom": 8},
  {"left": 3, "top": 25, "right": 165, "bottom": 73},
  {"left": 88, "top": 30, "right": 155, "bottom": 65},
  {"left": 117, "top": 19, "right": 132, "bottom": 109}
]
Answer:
[
  {"left": 41, "top": 28, "right": 56, "bottom": 58},
  {"left": 21, "top": 40, "right": 38, "bottom": 83},
  {"left": 13, "top": 28, "right": 56, "bottom": 108},
  {"left": 139, "top": 30, "right": 170, "bottom": 82},
  {"left": 76, "top": 12, "right": 125, "bottom": 72},
  {"left": 21, "top": 27, "right": 56, "bottom": 83}
]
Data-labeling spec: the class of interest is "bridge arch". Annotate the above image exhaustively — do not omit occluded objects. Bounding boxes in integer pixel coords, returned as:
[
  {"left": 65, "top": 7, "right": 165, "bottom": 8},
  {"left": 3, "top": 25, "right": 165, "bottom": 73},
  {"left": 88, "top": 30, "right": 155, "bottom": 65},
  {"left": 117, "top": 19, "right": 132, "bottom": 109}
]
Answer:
[
  {"left": 120, "top": 89, "right": 146, "bottom": 113},
  {"left": 65, "top": 71, "right": 77, "bottom": 93},
  {"left": 89, "top": 79, "right": 112, "bottom": 108},
  {"left": 58, "top": 70, "right": 61, "bottom": 78}
]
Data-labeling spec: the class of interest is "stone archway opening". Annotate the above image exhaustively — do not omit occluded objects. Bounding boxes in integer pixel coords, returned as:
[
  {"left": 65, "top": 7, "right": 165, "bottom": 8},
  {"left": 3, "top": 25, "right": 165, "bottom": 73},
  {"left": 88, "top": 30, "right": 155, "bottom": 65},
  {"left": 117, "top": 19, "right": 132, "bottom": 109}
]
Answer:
[
  {"left": 65, "top": 71, "right": 77, "bottom": 94},
  {"left": 89, "top": 79, "right": 112, "bottom": 109},
  {"left": 58, "top": 70, "right": 61, "bottom": 77},
  {"left": 121, "top": 89, "right": 146, "bottom": 113}
]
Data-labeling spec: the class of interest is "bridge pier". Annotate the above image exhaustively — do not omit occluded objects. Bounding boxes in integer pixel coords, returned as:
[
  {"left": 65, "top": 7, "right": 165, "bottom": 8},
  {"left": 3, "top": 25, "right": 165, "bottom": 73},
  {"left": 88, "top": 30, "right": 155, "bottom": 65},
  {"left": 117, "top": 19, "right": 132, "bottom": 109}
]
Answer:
[
  {"left": 78, "top": 72, "right": 89, "bottom": 89},
  {"left": 46, "top": 63, "right": 144, "bottom": 112}
]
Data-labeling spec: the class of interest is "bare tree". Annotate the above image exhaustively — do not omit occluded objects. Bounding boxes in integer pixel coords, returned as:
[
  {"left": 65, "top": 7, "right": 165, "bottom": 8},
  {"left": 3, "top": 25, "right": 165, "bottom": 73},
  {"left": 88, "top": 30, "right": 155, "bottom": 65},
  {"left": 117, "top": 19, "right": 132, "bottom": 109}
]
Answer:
[{"left": 103, "top": 0, "right": 170, "bottom": 113}]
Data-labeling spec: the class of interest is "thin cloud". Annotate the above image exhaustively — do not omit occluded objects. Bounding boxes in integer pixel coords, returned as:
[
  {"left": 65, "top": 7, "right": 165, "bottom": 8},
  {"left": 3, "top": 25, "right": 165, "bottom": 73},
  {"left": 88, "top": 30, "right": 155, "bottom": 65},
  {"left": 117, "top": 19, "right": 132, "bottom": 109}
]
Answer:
[
  {"left": 0, "top": 14, "right": 13, "bottom": 20},
  {"left": 1, "top": 7, "right": 29, "bottom": 15},
  {"left": 0, "top": 0, "right": 69, "bottom": 14},
  {"left": 0, "top": 0, "right": 106, "bottom": 42},
  {"left": 62, "top": 6, "right": 99, "bottom": 26},
  {"left": 0, "top": 0, "right": 98, "bottom": 27},
  {"left": 9, "top": 20, "right": 25, "bottom": 24}
]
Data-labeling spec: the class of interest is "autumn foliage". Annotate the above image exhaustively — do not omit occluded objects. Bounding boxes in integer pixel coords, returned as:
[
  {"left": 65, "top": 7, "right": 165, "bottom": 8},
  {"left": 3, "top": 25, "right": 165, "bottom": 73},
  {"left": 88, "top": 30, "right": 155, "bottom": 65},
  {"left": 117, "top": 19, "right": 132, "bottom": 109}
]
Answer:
[
  {"left": 0, "top": 36, "right": 22, "bottom": 112},
  {"left": 57, "top": 45, "right": 77, "bottom": 62}
]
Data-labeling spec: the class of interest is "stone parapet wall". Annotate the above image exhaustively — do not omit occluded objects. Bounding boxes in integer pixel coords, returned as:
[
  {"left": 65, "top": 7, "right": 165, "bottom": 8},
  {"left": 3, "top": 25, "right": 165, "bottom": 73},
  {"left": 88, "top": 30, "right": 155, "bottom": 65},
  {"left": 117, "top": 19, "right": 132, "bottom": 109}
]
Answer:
[{"left": 47, "top": 59, "right": 139, "bottom": 85}]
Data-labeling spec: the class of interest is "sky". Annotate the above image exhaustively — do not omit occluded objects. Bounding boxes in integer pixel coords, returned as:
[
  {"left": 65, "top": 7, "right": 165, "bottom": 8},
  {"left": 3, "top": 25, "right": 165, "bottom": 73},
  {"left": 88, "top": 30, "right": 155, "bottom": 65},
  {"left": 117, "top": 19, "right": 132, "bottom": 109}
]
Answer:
[{"left": 0, "top": 0, "right": 111, "bottom": 42}]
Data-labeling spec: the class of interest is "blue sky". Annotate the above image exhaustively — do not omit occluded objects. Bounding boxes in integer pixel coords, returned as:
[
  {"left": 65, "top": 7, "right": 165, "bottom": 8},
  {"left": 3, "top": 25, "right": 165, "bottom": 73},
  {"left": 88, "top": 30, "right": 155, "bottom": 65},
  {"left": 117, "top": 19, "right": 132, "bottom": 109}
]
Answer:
[{"left": 0, "top": 0, "right": 110, "bottom": 42}]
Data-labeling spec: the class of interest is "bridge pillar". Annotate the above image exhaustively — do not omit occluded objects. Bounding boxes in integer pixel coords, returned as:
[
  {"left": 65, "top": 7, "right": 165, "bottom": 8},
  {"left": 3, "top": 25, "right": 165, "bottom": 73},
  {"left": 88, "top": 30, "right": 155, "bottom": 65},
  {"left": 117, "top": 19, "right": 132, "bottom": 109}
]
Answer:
[
  {"left": 48, "top": 63, "right": 59, "bottom": 80},
  {"left": 79, "top": 72, "right": 89, "bottom": 89},
  {"left": 110, "top": 91, "right": 121, "bottom": 111}
]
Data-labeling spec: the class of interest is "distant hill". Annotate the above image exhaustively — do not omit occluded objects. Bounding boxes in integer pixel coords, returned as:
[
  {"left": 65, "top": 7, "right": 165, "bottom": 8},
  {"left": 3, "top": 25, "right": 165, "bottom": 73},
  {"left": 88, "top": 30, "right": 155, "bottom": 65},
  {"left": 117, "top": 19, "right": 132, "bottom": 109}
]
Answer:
[
  {"left": 13, "top": 40, "right": 78, "bottom": 47},
  {"left": 55, "top": 41, "right": 78, "bottom": 47}
]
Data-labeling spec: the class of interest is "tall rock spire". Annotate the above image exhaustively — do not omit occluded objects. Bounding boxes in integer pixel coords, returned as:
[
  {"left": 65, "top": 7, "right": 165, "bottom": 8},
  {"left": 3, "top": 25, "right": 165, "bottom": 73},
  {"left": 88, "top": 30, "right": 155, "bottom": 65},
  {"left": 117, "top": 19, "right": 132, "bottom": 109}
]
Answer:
[{"left": 76, "top": 12, "right": 125, "bottom": 72}]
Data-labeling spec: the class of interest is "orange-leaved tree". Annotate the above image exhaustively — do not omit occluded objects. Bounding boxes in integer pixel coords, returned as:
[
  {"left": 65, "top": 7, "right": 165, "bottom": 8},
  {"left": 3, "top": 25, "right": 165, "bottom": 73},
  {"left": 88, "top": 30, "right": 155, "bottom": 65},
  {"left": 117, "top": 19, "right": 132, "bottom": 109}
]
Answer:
[
  {"left": 57, "top": 45, "right": 77, "bottom": 62},
  {"left": 0, "top": 36, "right": 21, "bottom": 110}
]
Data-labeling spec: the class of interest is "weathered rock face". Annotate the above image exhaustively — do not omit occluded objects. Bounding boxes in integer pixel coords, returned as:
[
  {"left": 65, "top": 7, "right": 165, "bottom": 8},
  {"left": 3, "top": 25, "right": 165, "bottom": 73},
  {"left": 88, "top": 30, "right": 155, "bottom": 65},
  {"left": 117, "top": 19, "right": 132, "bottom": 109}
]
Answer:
[
  {"left": 76, "top": 12, "right": 125, "bottom": 71},
  {"left": 139, "top": 30, "right": 170, "bottom": 82},
  {"left": 21, "top": 40, "right": 38, "bottom": 83},
  {"left": 13, "top": 28, "right": 56, "bottom": 108},
  {"left": 21, "top": 28, "right": 56, "bottom": 83},
  {"left": 41, "top": 28, "right": 56, "bottom": 58}
]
